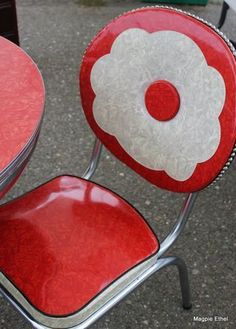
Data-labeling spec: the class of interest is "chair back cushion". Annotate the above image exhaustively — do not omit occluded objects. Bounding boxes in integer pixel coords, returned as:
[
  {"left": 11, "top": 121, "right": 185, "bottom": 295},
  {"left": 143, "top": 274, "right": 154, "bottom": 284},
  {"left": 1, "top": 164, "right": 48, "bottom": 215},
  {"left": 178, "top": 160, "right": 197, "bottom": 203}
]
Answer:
[{"left": 80, "top": 7, "right": 236, "bottom": 192}]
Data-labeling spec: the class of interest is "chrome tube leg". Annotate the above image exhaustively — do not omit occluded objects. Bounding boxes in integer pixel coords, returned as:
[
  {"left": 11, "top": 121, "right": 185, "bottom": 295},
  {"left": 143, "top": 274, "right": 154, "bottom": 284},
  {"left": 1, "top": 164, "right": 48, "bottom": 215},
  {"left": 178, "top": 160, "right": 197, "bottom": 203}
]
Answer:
[
  {"left": 217, "top": 1, "right": 230, "bottom": 29},
  {"left": 174, "top": 257, "right": 192, "bottom": 310},
  {"left": 157, "top": 256, "right": 192, "bottom": 310}
]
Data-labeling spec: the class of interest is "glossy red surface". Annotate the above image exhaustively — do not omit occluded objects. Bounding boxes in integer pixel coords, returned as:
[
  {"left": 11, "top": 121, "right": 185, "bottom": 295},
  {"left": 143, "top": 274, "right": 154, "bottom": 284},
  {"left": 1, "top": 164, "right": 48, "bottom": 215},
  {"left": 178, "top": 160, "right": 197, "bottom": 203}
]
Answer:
[
  {"left": 145, "top": 80, "right": 180, "bottom": 121},
  {"left": 0, "top": 176, "right": 159, "bottom": 316},
  {"left": 80, "top": 7, "right": 236, "bottom": 192},
  {"left": 0, "top": 36, "right": 45, "bottom": 174}
]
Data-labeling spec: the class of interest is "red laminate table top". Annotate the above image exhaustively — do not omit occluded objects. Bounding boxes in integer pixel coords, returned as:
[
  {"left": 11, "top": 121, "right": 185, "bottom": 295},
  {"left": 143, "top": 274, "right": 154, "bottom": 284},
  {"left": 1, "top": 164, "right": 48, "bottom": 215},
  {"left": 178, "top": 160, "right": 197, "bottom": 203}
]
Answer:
[{"left": 0, "top": 36, "right": 45, "bottom": 175}]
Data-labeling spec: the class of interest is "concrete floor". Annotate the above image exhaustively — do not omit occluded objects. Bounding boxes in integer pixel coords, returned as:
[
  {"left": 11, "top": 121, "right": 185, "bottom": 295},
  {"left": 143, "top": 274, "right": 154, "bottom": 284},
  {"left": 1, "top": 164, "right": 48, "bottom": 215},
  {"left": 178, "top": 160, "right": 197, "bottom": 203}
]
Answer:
[{"left": 0, "top": 1, "right": 235, "bottom": 328}]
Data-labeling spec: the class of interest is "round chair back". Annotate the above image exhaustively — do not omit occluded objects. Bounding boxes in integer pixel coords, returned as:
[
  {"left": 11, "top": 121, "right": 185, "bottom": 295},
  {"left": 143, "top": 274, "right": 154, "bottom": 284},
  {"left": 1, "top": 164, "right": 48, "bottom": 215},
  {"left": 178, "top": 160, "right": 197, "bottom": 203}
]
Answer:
[{"left": 80, "top": 7, "right": 236, "bottom": 192}]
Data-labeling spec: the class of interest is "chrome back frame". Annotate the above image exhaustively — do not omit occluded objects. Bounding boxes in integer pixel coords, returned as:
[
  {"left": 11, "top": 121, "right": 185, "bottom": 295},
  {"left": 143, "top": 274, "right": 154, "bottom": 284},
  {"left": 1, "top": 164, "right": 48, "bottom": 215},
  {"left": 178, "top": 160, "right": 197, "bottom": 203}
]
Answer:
[{"left": 82, "top": 139, "right": 103, "bottom": 180}]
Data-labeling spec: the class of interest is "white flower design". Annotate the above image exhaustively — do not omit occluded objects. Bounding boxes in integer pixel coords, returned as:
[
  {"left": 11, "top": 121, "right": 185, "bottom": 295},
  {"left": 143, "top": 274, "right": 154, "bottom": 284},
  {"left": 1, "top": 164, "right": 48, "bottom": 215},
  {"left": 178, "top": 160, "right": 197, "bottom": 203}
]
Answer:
[{"left": 91, "top": 28, "right": 226, "bottom": 181}]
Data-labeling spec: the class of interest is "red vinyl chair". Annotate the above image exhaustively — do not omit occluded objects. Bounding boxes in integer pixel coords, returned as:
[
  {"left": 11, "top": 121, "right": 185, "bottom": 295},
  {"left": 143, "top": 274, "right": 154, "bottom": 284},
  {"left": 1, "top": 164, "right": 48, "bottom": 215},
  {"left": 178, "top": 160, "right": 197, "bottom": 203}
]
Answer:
[{"left": 0, "top": 6, "right": 236, "bottom": 329}]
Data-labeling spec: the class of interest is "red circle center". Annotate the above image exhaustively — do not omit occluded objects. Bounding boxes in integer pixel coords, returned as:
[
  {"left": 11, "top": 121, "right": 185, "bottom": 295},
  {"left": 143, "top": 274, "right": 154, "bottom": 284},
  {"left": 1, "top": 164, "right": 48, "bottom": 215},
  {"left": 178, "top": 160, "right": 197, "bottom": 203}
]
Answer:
[{"left": 145, "top": 80, "right": 180, "bottom": 121}]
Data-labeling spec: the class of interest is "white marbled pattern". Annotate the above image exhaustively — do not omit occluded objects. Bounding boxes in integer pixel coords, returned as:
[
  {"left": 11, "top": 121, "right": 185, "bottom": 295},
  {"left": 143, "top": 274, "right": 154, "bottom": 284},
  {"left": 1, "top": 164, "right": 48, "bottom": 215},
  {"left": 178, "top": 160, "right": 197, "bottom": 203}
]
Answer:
[{"left": 91, "top": 29, "right": 226, "bottom": 181}]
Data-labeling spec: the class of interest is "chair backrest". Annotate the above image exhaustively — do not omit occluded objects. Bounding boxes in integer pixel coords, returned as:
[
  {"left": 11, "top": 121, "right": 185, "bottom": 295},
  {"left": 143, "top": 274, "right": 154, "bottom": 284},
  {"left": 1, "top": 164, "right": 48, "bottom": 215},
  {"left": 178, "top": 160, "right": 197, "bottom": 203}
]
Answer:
[{"left": 80, "top": 6, "right": 236, "bottom": 193}]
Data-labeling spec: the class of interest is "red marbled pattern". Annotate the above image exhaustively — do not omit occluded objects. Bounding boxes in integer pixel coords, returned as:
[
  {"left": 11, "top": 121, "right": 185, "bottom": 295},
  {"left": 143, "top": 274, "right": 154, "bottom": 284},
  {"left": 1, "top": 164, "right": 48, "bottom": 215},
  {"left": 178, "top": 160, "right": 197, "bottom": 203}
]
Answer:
[
  {"left": 0, "top": 176, "right": 159, "bottom": 316},
  {"left": 0, "top": 37, "right": 45, "bottom": 174},
  {"left": 145, "top": 80, "right": 180, "bottom": 122}
]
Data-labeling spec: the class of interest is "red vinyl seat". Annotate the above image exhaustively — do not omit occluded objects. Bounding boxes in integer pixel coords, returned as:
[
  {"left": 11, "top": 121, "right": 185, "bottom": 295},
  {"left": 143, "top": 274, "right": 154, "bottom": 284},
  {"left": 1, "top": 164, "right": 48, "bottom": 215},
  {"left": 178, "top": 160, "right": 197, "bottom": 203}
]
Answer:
[{"left": 0, "top": 175, "right": 158, "bottom": 318}]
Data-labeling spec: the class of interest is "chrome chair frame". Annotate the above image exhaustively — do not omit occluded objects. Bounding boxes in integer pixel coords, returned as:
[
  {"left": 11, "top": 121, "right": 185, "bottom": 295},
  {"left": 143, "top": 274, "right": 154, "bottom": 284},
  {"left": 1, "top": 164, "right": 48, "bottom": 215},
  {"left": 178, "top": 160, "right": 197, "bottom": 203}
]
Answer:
[{"left": 0, "top": 137, "right": 198, "bottom": 329}]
